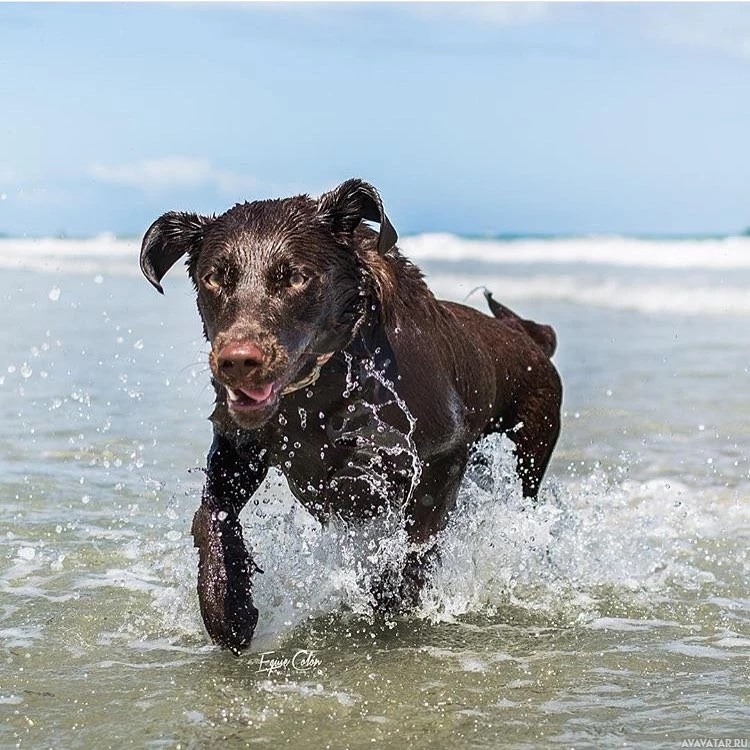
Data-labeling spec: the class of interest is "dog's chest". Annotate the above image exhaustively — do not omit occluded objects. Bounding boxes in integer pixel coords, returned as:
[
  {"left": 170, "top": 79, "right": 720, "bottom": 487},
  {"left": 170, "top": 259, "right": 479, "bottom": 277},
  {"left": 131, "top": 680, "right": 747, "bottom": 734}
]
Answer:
[
  {"left": 262, "top": 385, "right": 419, "bottom": 516},
  {"left": 264, "top": 402, "right": 335, "bottom": 491}
]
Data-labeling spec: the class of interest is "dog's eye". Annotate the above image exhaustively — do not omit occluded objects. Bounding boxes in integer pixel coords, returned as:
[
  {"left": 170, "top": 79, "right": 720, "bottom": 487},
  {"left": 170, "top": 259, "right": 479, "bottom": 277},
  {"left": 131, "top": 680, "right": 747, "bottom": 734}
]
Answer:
[
  {"left": 288, "top": 272, "right": 308, "bottom": 290},
  {"left": 202, "top": 270, "right": 222, "bottom": 292}
]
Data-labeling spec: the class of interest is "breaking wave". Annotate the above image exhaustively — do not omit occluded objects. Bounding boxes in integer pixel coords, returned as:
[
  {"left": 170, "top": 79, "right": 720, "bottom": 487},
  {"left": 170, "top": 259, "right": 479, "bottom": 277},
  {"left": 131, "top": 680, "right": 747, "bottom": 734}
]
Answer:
[
  {"left": 3, "top": 233, "right": 749, "bottom": 317},
  {"left": 401, "top": 233, "right": 750, "bottom": 270}
]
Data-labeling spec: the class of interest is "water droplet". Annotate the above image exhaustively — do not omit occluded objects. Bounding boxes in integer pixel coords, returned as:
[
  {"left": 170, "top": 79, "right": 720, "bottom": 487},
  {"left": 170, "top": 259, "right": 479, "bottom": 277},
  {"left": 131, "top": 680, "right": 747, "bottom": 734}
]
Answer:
[
  {"left": 48, "top": 287, "right": 61, "bottom": 302},
  {"left": 20, "top": 363, "right": 32, "bottom": 379},
  {"left": 133, "top": 339, "right": 144, "bottom": 350}
]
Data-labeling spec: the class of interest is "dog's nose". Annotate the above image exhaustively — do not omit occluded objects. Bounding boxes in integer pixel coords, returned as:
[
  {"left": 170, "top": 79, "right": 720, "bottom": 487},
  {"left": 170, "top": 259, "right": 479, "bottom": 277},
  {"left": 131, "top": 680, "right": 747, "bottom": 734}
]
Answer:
[{"left": 216, "top": 342, "right": 265, "bottom": 378}]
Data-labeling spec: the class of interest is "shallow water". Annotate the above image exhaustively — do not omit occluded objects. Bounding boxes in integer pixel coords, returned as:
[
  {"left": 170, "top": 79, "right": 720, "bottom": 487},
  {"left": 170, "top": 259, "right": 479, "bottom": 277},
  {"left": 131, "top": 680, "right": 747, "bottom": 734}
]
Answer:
[{"left": 1, "top": 238, "right": 748, "bottom": 748}]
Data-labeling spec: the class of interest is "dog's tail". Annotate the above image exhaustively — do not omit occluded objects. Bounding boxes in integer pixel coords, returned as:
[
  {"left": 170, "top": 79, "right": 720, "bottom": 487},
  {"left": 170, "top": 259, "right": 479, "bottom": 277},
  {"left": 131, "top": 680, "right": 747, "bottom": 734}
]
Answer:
[{"left": 484, "top": 289, "right": 557, "bottom": 358}]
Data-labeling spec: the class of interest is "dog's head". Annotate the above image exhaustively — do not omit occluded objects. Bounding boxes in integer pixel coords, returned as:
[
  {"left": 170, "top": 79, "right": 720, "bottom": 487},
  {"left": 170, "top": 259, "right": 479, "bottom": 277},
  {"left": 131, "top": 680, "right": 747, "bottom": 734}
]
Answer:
[{"left": 140, "top": 178, "right": 398, "bottom": 429}]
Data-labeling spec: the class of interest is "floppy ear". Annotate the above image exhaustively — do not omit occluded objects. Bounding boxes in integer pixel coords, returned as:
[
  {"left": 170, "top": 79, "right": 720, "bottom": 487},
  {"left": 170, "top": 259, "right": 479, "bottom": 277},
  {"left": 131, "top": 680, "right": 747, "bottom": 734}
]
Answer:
[
  {"left": 317, "top": 179, "right": 398, "bottom": 255},
  {"left": 140, "top": 211, "right": 211, "bottom": 294}
]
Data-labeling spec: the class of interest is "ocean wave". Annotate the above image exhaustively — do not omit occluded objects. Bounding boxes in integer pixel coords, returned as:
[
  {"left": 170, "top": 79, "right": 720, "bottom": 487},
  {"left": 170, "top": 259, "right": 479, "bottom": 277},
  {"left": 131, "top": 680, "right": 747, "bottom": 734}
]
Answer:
[
  {"left": 0, "top": 234, "right": 139, "bottom": 276},
  {"left": 402, "top": 233, "right": 750, "bottom": 269},
  {"left": 2, "top": 234, "right": 749, "bottom": 316},
  {"left": 427, "top": 273, "right": 750, "bottom": 316},
  {"left": 3, "top": 233, "right": 750, "bottom": 273}
]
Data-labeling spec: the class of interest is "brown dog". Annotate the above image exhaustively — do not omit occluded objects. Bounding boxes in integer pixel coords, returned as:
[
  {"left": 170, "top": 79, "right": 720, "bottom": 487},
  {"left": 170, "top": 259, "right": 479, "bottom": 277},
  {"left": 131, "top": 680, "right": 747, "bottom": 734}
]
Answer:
[{"left": 140, "top": 179, "right": 562, "bottom": 653}]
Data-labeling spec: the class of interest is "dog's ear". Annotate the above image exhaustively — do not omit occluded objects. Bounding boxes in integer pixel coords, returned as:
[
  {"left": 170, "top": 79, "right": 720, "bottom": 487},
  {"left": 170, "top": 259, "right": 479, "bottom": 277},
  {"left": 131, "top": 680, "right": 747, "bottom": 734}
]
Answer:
[
  {"left": 140, "top": 211, "right": 211, "bottom": 294},
  {"left": 317, "top": 179, "right": 398, "bottom": 255}
]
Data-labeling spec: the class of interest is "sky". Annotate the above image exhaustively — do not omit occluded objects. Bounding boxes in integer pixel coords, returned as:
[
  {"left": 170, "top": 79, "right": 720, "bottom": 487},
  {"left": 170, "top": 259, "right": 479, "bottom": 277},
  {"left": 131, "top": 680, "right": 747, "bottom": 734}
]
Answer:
[{"left": 1, "top": 1, "right": 750, "bottom": 237}]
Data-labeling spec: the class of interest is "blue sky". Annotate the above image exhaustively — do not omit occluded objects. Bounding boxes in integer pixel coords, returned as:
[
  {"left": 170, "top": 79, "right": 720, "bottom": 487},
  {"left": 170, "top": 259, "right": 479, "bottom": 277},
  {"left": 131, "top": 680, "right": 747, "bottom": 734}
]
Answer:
[{"left": 1, "top": 2, "right": 749, "bottom": 237}]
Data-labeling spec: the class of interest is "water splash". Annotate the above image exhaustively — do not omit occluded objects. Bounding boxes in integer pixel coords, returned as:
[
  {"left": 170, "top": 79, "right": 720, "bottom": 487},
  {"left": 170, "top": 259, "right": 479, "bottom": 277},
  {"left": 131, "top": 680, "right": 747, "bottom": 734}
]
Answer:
[
  {"left": 340, "top": 350, "right": 422, "bottom": 507},
  {"left": 422, "top": 434, "right": 745, "bottom": 625},
  {"left": 136, "top": 431, "right": 750, "bottom": 650}
]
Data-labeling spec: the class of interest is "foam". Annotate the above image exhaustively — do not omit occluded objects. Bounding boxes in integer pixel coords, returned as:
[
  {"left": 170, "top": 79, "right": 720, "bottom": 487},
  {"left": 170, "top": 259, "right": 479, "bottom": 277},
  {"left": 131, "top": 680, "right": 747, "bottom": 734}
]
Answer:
[
  {"left": 0, "top": 234, "right": 137, "bottom": 276},
  {"left": 4, "top": 233, "right": 750, "bottom": 275},
  {"left": 427, "top": 273, "right": 750, "bottom": 316},
  {"left": 3, "top": 234, "right": 748, "bottom": 318},
  {"left": 0, "top": 234, "right": 750, "bottom": 316},
  {"left": 402, "top": 233, "right": 750, "bottom": 270}
]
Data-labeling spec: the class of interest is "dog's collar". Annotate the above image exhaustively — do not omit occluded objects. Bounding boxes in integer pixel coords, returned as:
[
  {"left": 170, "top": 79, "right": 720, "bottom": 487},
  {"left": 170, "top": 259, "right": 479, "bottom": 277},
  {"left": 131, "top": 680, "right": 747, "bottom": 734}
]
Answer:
[{"left": 280, "top": 352, "right": 334, "bottom": 396}]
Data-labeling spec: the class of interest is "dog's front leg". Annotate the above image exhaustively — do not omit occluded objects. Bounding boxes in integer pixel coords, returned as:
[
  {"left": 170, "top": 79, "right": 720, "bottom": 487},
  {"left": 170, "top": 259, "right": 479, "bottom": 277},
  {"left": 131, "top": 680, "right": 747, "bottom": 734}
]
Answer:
[{"left": 191, "top": 431, "right": 268, "bottom": 654}]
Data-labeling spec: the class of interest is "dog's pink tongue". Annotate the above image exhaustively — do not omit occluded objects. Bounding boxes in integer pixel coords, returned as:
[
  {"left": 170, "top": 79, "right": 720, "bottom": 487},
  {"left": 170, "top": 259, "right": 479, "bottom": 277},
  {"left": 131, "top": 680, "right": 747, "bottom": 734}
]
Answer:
[{"left": 239, "top": 383, "right": 274, "bottom": 403}]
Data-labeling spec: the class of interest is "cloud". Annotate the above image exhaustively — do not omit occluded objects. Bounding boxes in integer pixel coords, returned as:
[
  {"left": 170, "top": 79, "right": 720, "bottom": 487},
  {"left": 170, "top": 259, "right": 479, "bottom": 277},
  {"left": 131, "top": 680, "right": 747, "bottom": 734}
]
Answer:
[
  {"left": 0, "top": 167, "right": 17, "bottom": 184},
  {"left": 407, "top": 2, "right": 551, "bottom": 28},
  {"left": 646, "top": 5, "right": 750, "bottom": 61},
  {"left": 205, "top": 2, "right": 551, "bottom": 28},
  {"left": 88, "top": 156, "right": 258, "bottom": 196}
]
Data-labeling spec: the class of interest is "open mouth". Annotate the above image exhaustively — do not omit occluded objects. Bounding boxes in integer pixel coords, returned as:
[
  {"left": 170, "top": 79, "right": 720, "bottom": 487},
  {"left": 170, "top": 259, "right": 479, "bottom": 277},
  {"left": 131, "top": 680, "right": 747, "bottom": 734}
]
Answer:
[
  {"left": 221, "top": 352, "right": 334, "bottom": 417},
  {"left": 224, "top": 382, "right": 278, "bottom": 412}
]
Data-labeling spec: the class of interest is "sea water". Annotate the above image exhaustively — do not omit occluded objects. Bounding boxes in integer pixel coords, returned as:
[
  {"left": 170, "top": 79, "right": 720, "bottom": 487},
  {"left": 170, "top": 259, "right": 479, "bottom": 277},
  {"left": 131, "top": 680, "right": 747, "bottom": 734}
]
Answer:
[{"left": 0, "top": 234, "right": 748, "bottom": 748}]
